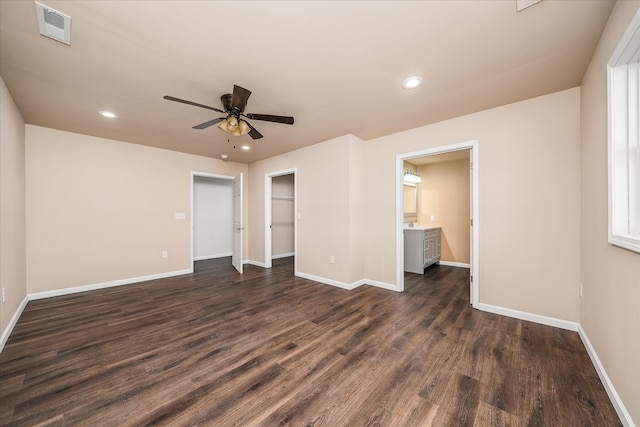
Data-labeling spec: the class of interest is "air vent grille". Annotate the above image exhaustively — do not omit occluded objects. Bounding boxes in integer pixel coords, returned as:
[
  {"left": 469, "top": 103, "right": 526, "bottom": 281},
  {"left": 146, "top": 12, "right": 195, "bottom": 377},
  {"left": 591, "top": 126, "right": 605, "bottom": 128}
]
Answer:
[{"left": 35, "top": 2, "right": 71, "bottom": 45}]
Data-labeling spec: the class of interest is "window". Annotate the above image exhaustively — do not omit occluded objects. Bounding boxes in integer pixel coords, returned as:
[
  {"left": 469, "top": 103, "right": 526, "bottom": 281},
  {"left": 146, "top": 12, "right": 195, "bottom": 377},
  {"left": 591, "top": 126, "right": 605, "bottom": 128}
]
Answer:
[{"left": 608, "top": 10, "right": 640, "bottom": 253}]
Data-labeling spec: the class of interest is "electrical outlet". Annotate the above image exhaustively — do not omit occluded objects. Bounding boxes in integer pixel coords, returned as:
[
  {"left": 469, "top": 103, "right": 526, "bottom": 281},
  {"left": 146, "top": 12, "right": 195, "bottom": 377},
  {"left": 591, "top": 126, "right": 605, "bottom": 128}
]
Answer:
[
  {"left": 2, "top": 288, "right": 5, "bottom": 304},
  {"left": 330, "top": 255, "right": 335, "bottom": 264},
  {"left": 162, "top": 251, "right": 168, "bottom": 259},
  {"left": 579, "top": 282, "right": 583, "bottom": 298}
]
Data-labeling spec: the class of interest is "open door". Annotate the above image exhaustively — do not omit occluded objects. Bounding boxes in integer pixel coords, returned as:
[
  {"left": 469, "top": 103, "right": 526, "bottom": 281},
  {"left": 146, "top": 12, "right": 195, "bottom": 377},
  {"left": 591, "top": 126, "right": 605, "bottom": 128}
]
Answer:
[{"left": 232, "top": 173, "right": 243, "bottom": 274}]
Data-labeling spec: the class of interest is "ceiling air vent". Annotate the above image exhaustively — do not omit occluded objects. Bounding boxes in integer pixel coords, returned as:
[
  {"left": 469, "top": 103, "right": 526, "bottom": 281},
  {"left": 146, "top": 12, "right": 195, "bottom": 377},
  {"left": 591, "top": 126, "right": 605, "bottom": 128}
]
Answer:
[{"left": 35, "top": 2, "right": 71, "bottom": 45}]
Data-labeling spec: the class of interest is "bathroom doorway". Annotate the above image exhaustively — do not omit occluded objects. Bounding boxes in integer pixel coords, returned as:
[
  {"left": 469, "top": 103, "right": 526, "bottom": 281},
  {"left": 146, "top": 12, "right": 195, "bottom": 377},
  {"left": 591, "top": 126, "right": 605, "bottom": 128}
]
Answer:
[{"left": 396, "top": 140, "right": 479, "bottom": 306}]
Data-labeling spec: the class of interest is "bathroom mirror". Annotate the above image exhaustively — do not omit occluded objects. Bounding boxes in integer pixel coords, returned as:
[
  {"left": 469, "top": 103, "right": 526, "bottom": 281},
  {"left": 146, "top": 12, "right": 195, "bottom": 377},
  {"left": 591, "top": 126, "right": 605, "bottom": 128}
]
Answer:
[{"left": 403, "top": 183, "right": 417, "bottom": 215}]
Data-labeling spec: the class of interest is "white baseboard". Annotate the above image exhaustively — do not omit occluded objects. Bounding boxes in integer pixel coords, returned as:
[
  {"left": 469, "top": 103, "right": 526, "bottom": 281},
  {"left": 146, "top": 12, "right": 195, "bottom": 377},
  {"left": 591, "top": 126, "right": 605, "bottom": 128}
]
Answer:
[
  {"left": 578, "top": 326, "right": 635, "bottom": 426},
  {"left": 439, "top": 260, "right": 471, "bottom": 268},
  {"left": 244, "top": 259, "right": 267, "bottom": 268},
  {"left": 28, "top": 269, "right": 192, "bottom": 301},
  {"left": 295, "top": 272, "right": 398, "bottom": 292},
  {"left": 272, "top": 252, "right": 295, "bottom": 260},
  {"left": 194, "top": 252, "right": 232, "bottom": 261},
  {"left": 476, "top": 303, "right": 579, "bottom": 331},
  {"left": 295, "top": 271, "right": 358, "bottom": 290},
  {"left": 353, "top": 278, "right": 400, "bottom": 292},
  {"left": 0, "top": 295, "right": 29, "bottom": 353}
]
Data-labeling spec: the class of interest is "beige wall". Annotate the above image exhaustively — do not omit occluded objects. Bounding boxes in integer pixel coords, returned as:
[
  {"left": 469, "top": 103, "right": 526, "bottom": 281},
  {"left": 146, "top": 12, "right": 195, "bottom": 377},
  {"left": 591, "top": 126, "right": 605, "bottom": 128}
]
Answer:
[
  {"left": 0, "top": 76, "right": 27, "bottom": 342},
  {"left": 580, "top": 1, "right": 640, "bottom": 424},
  {"left": 363, "top": 88, "right": 581, "bottom": 321},
  {"left": 248, "top": 88, "right": 580, "bottom": 320},
  {"left": 417, "top": 159, "right": 470, "bottom": 264},
  {"left": 25, "top": 125, "right": 248, "bottom": 294},
  {"left": 248, "top": 134, "right": 366, "bottom": 285},
  {"left": 19, "top": 89, "right": 583, "bottom": 322}
]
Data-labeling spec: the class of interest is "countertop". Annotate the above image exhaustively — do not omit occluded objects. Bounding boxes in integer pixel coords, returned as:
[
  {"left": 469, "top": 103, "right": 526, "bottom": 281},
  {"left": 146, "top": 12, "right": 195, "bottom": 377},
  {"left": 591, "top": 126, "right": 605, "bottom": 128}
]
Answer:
[{"left": 403, "top": 224, "right": 441, "bottom": 231}]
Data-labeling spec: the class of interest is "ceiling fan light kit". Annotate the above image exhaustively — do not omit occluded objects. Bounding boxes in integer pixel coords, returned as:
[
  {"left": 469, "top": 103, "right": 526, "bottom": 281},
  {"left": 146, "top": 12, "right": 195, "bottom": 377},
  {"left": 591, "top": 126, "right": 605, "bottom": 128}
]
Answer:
[
  {"left": 218, "top": 116, "right": 251, "bottom": 136},
  {"left": 164, "top": 85, "right": 294, "bottom": 141}
]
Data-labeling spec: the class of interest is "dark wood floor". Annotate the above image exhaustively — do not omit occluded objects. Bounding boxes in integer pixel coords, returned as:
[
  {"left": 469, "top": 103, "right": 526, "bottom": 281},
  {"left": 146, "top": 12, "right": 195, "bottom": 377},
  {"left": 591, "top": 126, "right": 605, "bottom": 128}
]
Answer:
[{"left": 0, "top": 257, "right": 621, "bottom": 426}]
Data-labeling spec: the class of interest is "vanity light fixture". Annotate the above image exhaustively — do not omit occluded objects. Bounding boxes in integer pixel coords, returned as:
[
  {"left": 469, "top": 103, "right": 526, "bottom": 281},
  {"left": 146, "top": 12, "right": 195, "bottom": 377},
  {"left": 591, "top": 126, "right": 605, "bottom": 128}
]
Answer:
[
  {"left": 404, "top": 170, "right": 422, "bottom": 184},
  {"left": 402, "top": 76, "right": 423, "bottom": 89}
]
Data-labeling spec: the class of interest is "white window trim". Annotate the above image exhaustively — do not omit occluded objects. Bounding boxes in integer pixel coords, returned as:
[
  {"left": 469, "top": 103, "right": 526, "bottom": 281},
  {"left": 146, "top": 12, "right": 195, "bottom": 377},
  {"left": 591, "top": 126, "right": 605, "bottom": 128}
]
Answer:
[{"left": 607, "top": 9, "right": 640, "bottom": 253}]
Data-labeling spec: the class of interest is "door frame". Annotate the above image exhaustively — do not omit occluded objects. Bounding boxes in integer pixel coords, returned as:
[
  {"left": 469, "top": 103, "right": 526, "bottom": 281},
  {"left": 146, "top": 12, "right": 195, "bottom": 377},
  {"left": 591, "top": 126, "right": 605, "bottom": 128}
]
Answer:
[
  {"left": 396, "top": 140, "right": 479, "bottom": 307},
  {"left": 264, "top": 168, "right": 298, "bottom": 271},
  {"left": 190, "top": 171, "right": 236, "bottom": 273},
  {"left": 232, "top": 173, "right": 243, "bottom": 274}
]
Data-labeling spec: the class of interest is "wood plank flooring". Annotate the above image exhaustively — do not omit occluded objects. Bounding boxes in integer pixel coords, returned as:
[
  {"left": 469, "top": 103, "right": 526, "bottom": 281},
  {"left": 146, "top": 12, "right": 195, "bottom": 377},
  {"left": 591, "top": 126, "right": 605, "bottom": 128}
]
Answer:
[{"left": 0, "top": 258, "right": 621, "bottom": 426}]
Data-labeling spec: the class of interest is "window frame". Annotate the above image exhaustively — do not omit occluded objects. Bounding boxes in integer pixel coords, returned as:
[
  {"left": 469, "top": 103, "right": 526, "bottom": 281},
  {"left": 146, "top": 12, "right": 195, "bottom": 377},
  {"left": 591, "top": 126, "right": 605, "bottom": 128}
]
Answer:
[{"left": 607, "top": 10, "right": 640, "bottom": 253}]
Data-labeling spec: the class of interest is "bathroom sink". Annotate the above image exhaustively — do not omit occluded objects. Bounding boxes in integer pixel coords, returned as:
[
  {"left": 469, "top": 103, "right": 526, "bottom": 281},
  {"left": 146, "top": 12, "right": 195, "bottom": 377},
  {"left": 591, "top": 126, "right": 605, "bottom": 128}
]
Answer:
[{"left": 404, "top": 224, "right": 428, "bottom": 230}]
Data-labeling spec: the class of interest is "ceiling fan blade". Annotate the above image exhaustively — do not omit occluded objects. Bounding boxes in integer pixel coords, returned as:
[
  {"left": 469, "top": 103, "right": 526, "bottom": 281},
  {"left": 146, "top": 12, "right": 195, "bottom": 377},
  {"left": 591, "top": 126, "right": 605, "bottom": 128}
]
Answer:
[
  {"left": 231, "top": 85, "right": 252, "bottom": 112},
  {"left": 246, "top": 113, "right": 294, "bottom": 125},
  {"left": 245, "top": 121, "right": 263, "bottom": 139},
  {"left": 164, "top": 95, "right": 224, "bottom": 113},
  {"left": 193, "top": 117, "right": 225, "bottom": 129}
]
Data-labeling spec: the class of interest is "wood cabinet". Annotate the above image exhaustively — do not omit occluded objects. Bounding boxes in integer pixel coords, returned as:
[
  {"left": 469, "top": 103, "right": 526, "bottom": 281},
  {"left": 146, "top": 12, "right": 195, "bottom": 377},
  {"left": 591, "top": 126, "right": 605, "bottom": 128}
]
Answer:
[{"left": 403, "top": 227, "right": 441, "bottom": 274}]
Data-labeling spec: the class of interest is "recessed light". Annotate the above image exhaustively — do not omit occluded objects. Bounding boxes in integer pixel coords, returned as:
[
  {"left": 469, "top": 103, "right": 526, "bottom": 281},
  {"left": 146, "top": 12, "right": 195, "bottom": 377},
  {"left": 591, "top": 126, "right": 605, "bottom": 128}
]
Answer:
[
  {"left": 402, "top": 77, "right": 423, "bottom": 89},
  {"left": 240, "top": 145, "right": 251, "bottom": 151},
  {"left": 220, "top": 154, "right": 228, "bottom": 160},
  {"left": 99, "top": 111, "right": 117, "bottom": 118}
]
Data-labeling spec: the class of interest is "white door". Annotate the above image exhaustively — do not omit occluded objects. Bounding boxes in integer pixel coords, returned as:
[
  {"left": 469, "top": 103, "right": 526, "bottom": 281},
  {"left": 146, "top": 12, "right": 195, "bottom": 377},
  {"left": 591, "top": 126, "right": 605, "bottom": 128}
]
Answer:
[{"left": 232, "top": 173, "right": 243, "bottom": 274}]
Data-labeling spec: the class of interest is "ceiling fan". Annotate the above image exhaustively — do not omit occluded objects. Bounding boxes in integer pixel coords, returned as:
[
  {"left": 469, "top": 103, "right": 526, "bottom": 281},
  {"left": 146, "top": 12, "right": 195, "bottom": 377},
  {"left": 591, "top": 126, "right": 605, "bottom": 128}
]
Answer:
[{"left": 164, "top": 85, "right": 294, "bottom": 140}]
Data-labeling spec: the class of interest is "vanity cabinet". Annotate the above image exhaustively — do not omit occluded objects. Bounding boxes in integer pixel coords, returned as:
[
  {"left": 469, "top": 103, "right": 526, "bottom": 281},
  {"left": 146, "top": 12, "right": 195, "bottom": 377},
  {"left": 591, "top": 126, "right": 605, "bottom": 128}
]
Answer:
[{"left": 403, "top": 227, "right": 441, "bottom": 274}]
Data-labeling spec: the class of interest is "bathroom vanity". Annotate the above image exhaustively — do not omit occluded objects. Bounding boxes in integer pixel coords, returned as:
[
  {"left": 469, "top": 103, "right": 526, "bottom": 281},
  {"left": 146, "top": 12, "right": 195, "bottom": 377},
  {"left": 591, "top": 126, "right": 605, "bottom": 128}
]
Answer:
[{"left": 403, "top": 226, "right": 441, "bottom": 274}]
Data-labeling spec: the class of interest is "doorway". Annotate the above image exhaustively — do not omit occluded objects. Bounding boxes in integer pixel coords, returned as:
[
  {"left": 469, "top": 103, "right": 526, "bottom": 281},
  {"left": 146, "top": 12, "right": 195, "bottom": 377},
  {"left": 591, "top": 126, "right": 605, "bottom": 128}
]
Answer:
[
  {"left": 190, "top": 171, "right": 243, "bottom": 274},
  {"left": 264, "top": 169, "right": 297, "bottom": 272},
  {"left": 396, "top": 140, "right": 479, "bottom": 307}
]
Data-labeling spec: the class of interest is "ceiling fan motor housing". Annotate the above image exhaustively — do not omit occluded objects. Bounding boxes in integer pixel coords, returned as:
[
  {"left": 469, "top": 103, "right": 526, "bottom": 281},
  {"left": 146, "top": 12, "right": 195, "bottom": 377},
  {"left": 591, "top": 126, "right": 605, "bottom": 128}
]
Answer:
[{"left": 220, "top": 94, "right": 233, "bottom": 113}]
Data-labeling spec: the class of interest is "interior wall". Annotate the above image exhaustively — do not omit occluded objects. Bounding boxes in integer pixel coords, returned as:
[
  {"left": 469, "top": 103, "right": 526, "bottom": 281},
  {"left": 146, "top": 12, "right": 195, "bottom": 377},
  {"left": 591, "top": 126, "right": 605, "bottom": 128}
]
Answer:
[
  {"left": 271, "top": 174, "right": 295, "bottom": 257},
  {"left": 580, "top": 1, "right": 640, "bottom": 424},
  {"left": 25, "top": 125, "right": 248, "bottom": 294},
  {"left": 363, "top": 88, "right": 581, "bottom": 322},
  {"left": 417, "top": 159, "right": 470, "bottom": 264},
  {"left": 348, "top": 135, "right": 366, "bottom": 283},
  {"left": 0, "top": 76, "right": 26, "bottom": 343},
  {"left": 193, "top": 176, "right": 233, "bottom": 260},
  {"left": 248, "top": 134, "right": 365, "bottom": 285}
]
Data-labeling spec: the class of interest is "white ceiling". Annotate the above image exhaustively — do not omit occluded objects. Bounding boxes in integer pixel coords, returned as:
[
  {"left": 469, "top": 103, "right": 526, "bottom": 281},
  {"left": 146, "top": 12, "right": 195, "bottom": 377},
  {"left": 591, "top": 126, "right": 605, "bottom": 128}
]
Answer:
[{"left": 0, "top": 1, "right": 614, "bottom": 164}]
